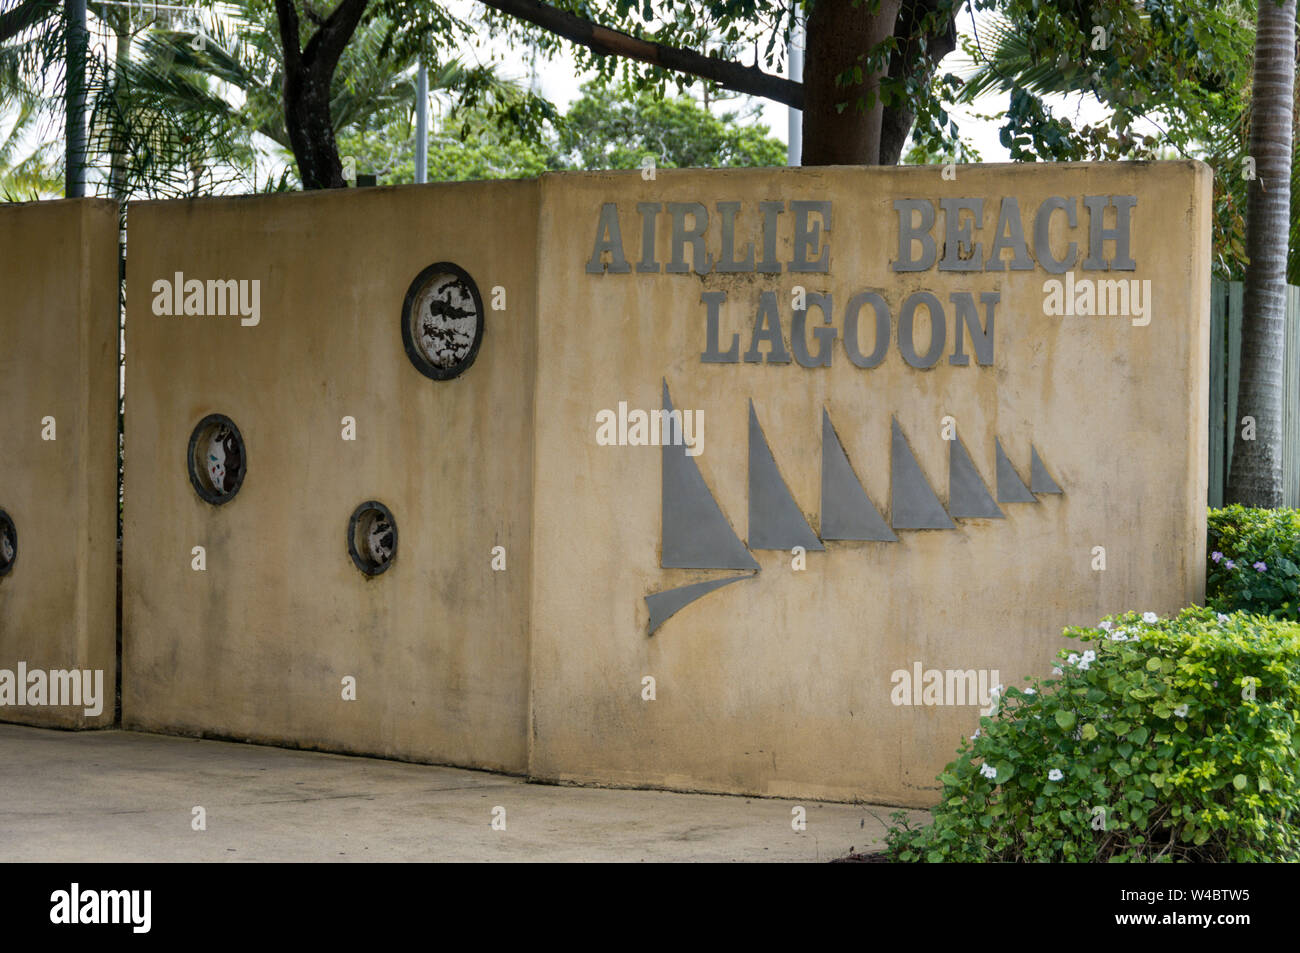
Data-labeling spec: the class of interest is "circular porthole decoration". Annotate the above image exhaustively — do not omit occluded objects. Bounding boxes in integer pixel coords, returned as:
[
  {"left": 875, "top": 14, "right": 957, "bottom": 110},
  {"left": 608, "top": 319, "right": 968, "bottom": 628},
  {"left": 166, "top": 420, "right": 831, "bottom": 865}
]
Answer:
[
  {"left": 348, "top": 501, "right": 397, "bottom": 576},
  {"left": 0, "top": 510, "right": 15, "bottom": 578},
  {"left": 401, "top": 262, "right": 485, "bottom": 380},
  {"left": 187, "top": 414, "right": 247, "bottom": 505}
]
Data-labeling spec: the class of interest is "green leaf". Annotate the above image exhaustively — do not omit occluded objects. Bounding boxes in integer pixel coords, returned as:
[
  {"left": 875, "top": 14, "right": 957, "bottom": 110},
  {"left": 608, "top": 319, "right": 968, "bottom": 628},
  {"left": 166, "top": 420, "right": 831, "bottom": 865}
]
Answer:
[
  {"left": 1055, "top": 710, "right": 1076, "bottom": 730},
  {"left": 1233, "top": 774, "right": 1247, "bottom": 790},
  {"left": 1081, "top": 723, "right": 1098, "bottom": 741}
]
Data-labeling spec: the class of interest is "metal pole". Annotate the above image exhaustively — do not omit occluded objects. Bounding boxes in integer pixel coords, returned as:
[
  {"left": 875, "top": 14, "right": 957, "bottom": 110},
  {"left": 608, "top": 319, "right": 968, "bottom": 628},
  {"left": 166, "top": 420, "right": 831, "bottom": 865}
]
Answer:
[
  {"left": 415, "top": 61, "right": 428, "bottom": 184},
  {"left": 787, "top": 10, "right": 803, "bottom": 167},
  {"left": 66, "top": 0, "right": 88, "bottom": 197}
]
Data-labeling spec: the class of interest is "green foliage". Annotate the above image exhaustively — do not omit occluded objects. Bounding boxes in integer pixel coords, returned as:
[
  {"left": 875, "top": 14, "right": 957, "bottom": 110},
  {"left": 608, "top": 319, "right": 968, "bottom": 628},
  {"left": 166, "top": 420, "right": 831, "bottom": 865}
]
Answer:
[
  {"left": 557, "top": 82, "right": 785, "bottom": 171},
  {"left": 885, "top": 607, "right": 1300, "bottom": 862},
  {"left": 0, "top": 4, "right": 61, "bottom": 199},
  {"left": 0, "top": 95, "right": 62, "bottom": 200},
  {"left": 425, "top": 133, "right": 555, "bottom": 182},
  {"left": 338, "top": 111, "right": 558, "bottom": 183},
  {"left": 927, "top": 0, "right": 1272, "bottom": 282},
  {"left": 337, "top": 80, "right": 785, "bottom": 184},
  {"left": 1208, "top": 506, "right": 1300, "bottom": 620}
]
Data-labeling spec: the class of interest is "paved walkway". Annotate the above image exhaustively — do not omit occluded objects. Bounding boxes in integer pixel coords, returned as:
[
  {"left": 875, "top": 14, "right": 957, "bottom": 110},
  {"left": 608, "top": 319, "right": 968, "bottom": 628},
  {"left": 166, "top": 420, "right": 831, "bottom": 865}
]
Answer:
[{"left": 0, "top": 725, "right": 927, "bottom": 862}]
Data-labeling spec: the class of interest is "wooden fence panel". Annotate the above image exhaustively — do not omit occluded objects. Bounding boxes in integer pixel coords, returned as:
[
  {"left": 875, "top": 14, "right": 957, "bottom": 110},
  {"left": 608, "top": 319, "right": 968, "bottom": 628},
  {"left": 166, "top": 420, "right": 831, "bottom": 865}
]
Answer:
[{"left": 1209, "top": 279, "right": 1299, "bottom": 508}]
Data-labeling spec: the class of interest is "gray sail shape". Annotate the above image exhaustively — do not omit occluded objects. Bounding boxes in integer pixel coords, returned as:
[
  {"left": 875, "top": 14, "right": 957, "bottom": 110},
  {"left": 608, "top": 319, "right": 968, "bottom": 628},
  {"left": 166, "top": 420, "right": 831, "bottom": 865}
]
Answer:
[
  {"left": 995, "top": 437, "right": 1037, "bottom": 503},
  {"left": 749, "top": 401, "right": 824, "bottom": 551},
  {"left": 820, "top": 410, "right": 896, "bottom": 541},
  {"left": 890, "top": 419, "right": 955, "bottom": 529},
  {"left": 662, "top": 382, "right": 759, "bottom": 569},
  {"left": 646, "top": 574, "right": 751, "bottom": 635},
  {"left": 1030, "top": 445, "right": 1063, "bottom": 494},
  {"left": 948, "top": 437, "right": 1004, "bottom": 519}
]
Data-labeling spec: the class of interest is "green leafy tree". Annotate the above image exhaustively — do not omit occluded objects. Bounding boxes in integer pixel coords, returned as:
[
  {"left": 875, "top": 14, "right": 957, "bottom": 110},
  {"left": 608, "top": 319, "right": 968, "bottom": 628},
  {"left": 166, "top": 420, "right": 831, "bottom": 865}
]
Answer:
[
  {"left": 336, "top": 88, "right": 557, "bottom": 183},
  {"left": 557, "top": 81, "right": 786, "bottom": 170},
  {"left": 336, "top": 79, "right": 785, "bottom": 183}
]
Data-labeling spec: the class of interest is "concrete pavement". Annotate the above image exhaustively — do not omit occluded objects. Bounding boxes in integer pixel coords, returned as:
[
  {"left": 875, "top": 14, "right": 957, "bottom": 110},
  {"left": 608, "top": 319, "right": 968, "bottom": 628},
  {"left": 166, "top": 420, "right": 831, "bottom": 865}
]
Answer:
[{"left": 0, "top": 725, "right": 928, "bottom": 862}]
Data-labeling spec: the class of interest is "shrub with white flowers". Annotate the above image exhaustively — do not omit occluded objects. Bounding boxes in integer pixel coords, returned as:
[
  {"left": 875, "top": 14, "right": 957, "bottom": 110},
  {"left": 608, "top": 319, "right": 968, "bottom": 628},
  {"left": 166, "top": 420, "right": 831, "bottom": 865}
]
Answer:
[{"left": 884, "top": 607, "right": 1300, "bottom": 862}]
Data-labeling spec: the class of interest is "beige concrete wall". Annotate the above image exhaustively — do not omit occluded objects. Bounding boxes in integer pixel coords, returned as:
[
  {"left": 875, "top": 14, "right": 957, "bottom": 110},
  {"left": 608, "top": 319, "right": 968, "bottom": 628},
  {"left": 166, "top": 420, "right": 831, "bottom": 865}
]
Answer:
[
  {"left": 528, "top": 162, "right": 1210, "bottom": 805},
  {"left": 0, "top": 199, "right": 120, "bottom": 728},
  {"left": 117, "top": 163, "right": 1210, "bottom": 805},
  {"left": 122, "top": 182, "right": 538, "bottom": 771}
]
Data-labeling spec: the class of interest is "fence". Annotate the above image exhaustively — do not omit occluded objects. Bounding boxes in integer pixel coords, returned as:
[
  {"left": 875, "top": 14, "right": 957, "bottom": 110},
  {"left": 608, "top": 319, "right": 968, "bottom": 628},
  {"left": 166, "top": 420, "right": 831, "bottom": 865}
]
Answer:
[{"left": 1208, "top": 279, "right": 1300, "bottom": 508}]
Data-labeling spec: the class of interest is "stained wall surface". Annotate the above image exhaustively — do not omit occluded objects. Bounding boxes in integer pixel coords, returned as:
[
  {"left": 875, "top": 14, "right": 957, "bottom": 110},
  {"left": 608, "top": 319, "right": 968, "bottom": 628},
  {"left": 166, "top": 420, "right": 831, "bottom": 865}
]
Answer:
[
  {"left": 118, "top": 163, "right": 1210, "bottom": 807},
  {"left": 527, "top": 162, "right": 1211, "bottom": 805},
  {"left": 122, "top": 182, "right": 538, "bottom": 771},
  {"left": 0, "top": 199, "right": 120, "bottom": 728}
]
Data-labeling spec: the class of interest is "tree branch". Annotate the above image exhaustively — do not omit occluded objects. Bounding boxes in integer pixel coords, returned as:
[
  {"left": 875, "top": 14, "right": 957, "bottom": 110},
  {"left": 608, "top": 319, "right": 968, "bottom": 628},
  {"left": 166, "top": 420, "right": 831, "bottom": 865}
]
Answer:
[
  {"left": 273, "top": 0, "right": 304, "bottom": 75},
  {"left": 0, "top": 0, "right": 58, "bottom": 43},
  {"left": 475, "top": 0, "right": 803, "bottom": 109},
  {"left": 303, "top": 0, "right": 370, "bottom": 79}
]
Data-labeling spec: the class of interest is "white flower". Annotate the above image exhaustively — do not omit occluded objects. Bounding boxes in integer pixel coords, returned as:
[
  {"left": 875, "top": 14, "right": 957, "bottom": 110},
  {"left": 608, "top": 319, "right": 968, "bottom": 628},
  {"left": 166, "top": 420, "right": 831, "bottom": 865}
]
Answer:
[
  {"left": 970, "top": 728, "right": 981, "bottom": 740},
  {"left": 1052, "top": 666, "right": 1063, "bottom": 676},
  {"left": 1174, "top": 704, "right": 1189, "bottom": 718},
  {"left": 1024, "top": 687, "right": 1036, "bottom": 695},
  {"left": 1048, "top": 768, "right": 1064, "bottom": 782},
  {"left": 1082, "top": 650, "right": 1097, "bottom": 663},
  {"left": 1066, "top": 653, "right": 1080, "bottom": 667},
  {"left": 1110, "top": 631, "right": 1128, "bottom": 641},
  {"left": 1217, "top": 613, "right": 1230, "bottom": 623},
  {"left": 990, "top": 684, "right": 1003, "bottom": 697},
  {"left": 1077, "top": 659, "right": 1091, "bottom": 671},
  {"left": 1143, "top": 612, "right": 1158, "bottom": 624},
  {"left": 979, "top": 763, "right": 998, "bottom": 780},
  {"left": 1099, "top": 620, "right": 1113, "bottom": 632}
]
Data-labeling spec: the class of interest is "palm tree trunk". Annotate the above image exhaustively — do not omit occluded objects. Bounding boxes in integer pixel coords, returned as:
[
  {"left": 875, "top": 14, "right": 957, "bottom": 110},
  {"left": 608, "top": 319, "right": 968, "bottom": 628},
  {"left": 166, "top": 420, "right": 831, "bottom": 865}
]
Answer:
[{"left": 1228, "top": 0, "right": 1296, "bottom": 507}]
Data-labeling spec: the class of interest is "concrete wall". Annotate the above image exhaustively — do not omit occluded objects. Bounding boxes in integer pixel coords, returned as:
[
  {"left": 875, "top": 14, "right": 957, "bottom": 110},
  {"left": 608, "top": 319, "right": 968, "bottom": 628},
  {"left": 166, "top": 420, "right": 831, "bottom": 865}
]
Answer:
[
  {"left": 527, "top": 162, "right": 1210, "bottom": 805},
  {"left": 122, "top": 182, "right": 538, "bottom": 771},
  {"left": 0, "top": 199, "right": 120, "bottom": 728},
  {"left": 116, "top": 162, "right": 1210, "bottom": 806}
]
